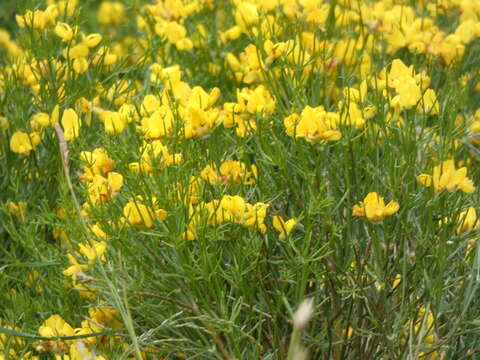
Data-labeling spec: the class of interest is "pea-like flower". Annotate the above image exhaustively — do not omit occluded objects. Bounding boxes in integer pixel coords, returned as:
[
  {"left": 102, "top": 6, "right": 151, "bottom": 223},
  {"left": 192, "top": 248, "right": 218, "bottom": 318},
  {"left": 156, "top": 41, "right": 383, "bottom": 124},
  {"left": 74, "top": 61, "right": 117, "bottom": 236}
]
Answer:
[
  {"left": 352, "top": 192, "right": 400, "bottom": 222},
  {"left": 417, "top": 159, "right": 475, "bottom": 194},
  {"left": 284, "top": 106, "right": 341, "bottom": 143},
  {"left": 122, "top": 197, "right": 167, "bottom": 228},
  {"left": 61, "top": 108, "right": 81, "bottom": 141},
  {"left": 441, "top": 206, "right": 479, "bottom": 234},
  {"left": 38, "top": 314, "right": 75, "bottom": 338},
  {"left": 273, "top": 216, "right": 298, "bottom": 240},
  {"left": 10, "top": 130, "right": 41, "bottom": 155}
]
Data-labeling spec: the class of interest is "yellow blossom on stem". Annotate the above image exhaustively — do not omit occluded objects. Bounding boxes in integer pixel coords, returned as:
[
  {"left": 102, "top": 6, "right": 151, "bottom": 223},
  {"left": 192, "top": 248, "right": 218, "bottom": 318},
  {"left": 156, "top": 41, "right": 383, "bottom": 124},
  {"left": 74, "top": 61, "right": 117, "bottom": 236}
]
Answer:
[
  {"left": 273, "top": 216, "right": 298, "bottom": 240},
  {"left": 61, "top": 108, "right": 81, "bottom": 141},
  {"left": 418, "top": 88, "right": 439, "bottom": 115},
  {"left": 390, "top": 76, "right": 422, "bottom": 110},
  {"left": 65, "top": 44, "right": 89, "bottom": 59},
  {"left": 417, "top": 160, "right": 475, "bottom": 193},
  {"left": 182, "top": 229, "right": 196, "bottom": 241},
  {"left": 98, "top": 1, "right": 125, "bottom": 25},
  {"left": 218, "top": 195, "right": 246, "bottom": 223},
  {"left": 200, "top": 164, "right": 220, "bottom": 184},
  {"left": 73, "top": 57, "right": 89, "bottom": 73},
  {"left": 55, "top": 22, "right": 74, "bottom": 42},
  {"left": 244, "top": 202, "right": 269, "bottom": 232},
  {"left": 39, "top": 314, "right": 75, "bottom": 338},
  {"left": 442, "top": 207, "right": 479, "bottom": 234},
  {"left": 86, "top": 172, "right": 123, "bottom": 203},
  {"left": 141, "top": 106, "right": 174, "bottom": 138},
  {"left": 80, "top": 147, "right": 115, "bottom": 179},
  {"left": 89, "top": 303, "right": 123, "bottom": 329},
  {"left": 123, "top": 198, "right": 167, "bottom": 228},
  {"left": 235, "top": 2, "right": 259, "bottom": 31},
  {"left": 412, "top": 306, "right": 437, "bottom": 357},
  {"left": 82, "top": 33, "right": 102, "bottom": 48},
  {"left": 286, "top": 106, "right": 341, "bottom": 143},
  {"left": 237, "top": 85, "right": 276, "bottom": 114},
  {"left": 219, "top": 160, "right": 257, "bottom": 184},
  {"left": 16, "top": 9, "right": 53, "bottom": 30},
  {"left": 88, "top": 223, "right": 107, "bottom": 239},
  {"left": 352, "top": 192, "right": 400, "bottom": 222},
  {"left": 78, "top": 240, "right": 107, "bottom": 265},
  {"left": 63, "top": 253, "right": 89, "bottom": 280},
  {"left": 10, "top": 131, "right": 40, "bottom": 155},
  {"left": 98, "top": 110, "right": 127, "bottom": 135},
  {"left": 31, "top": 112, "right": 51, "bottom": 127}
]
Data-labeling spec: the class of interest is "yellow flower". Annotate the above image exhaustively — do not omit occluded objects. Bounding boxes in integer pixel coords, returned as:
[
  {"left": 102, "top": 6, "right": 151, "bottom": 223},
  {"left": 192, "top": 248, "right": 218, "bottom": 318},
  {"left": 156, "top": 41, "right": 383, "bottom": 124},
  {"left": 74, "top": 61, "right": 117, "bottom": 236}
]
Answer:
[
  {"left": 93, "top": 46, "right": 118, "bottom": 66},
  {"left": 235, "top": 2, "right": 259, "bottom": 30},
  {"left": 51, "top": 104, "right": 60, "bottom": 124},
  {"left": 444, "top": 207, "right": 479, "bottom": 234},
  {"left": 163, "top": 22, "right": 187, "bottom": 44},
  {"left": 31, "top": 112, "right": 52, "bottom": 127},
  {"left": 219, "top": 160, "right": 257, "bottom": 184},
  {"left": 99, "top": 110, "right": 127, "bottom": 135},
  {"left": 417, "top": 160, "right": 475, "bottom": 193},
  {"left": 412, "top": 306, "right": 437, "bottom": 357},
  {"left": 87, "top": 172, "right": 123, "bottom": 203},
  {"left": 98, "top": 1, "right": 125, "bottom": 25},
  {"left": 123, "top": 198, "right": 167, "bottom": 228},
  {"left": 82, "top": 33, "right": 102, "bottom": 48},
  {"left": 418, "top": 88, "right": 439, "bottom": 115},
  {"left": 454, "top": 20, "right": 478, "bottom": 44},
  {"left": 218, "top": 195, "right": 246, "bottom": 224},
  {"left": 237, "top": 85, "right": 276, "bottom": 114},
  {"left": 79, "top": 240, "right": 107, "bottom": 264},
  {"left": 183, "top": 106, "right": 219, "bottom": 139},
  {"left": 188, "top": 86, "right": 220, "bottom": 110},
  {"left": 141, "top": 107, "right": 174, "bottom": 138},
  {"left": 439, "top": 35, "right": 465, "bottom": 65},
  {"left": 89, "top": 223, "right": 107, "bottom": 238},
  {"left": 39, "top": 315, "right": 75, "bottom": 338},
  {"left": 73, "top": 57, "right": 88, "bottom": 73},
  {"left": 54, "top": 22, "right": 74, "bottom": 42},
  {"left": 352, "top": 192, "right": 400, "bottom": 222},
  {"left": 221, "top": 26, "right": 242, "bottom": 41},
  {"left": 273, "top": 216, "right": 298, "bottom": 240},
  {"left": 140, "top": 94, "right": 161, "bottom": 116},
  {"left": 89, "top": 303, "right": 123, "bottom": 329},
  {"left": 66, "top": 44, "right": 89, "bottom": 59},
  {"left": 10, "top": 131, "right": 39, "bottom": 155},
  {"left": 200, "top": 164, "right": 219, "bottom": 184},
  {"left": 288, "top": 106, "right": 341, "bottom": 143},
  {"left": 390, "top": 76, "right": 422, "bottom": 110},
  {"left": 129, "top": 140, "right": 182, "bottom": 173},
  {"left": 61, "top": 108, "right": 81, "bottom": 141},
  {"left": 16, "top": 10, "right": 49, "bottom": 30},
  {"left": 63, "top": 253, "right": 89, "bottom": 279},
  {"left": 339, "top": 101, "right": 365, "bottom": 128},
  {"left": 80, "top": 147, "right": 115, "bottom": 179},
  {"left": 182, "top": 229, "right": 196, "bottom": 241},
  {"left": 244, "top": 202, "right": 269, "bottom": 232}
]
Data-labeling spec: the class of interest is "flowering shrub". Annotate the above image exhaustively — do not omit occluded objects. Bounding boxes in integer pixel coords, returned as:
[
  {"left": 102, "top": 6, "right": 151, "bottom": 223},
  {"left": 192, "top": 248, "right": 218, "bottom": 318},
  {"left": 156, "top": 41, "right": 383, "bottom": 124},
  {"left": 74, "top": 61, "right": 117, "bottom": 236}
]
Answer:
[{"left": 1, "top": 0, "right": 480, "bottom": 358}]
